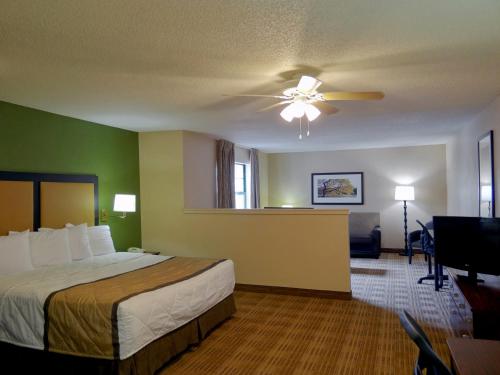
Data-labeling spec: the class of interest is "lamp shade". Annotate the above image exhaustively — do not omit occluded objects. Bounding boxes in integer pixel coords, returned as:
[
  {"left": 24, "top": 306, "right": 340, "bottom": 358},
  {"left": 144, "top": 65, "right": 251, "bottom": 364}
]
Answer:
[
  {"left": 280, "top": 104, "right": 295, "bottom": 122},
  {"left": 289, "top": 101, "right": 306, "bottom": 118},
  {"left": 113, "top": 194, "right": 136, "bottom": 212},
  {"left": 305, "top": 104, "right": 321, "bottom": 121},
  {"left": 481, "top": 185, "right": 492, "bottom": 201},
  {"left": 395, "top": 186, "right": 415, "bottom": 201}
]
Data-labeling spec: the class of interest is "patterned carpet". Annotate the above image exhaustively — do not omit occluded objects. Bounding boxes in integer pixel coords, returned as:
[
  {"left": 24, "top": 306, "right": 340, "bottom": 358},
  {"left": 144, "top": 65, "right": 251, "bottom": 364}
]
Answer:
[{"left": 161, "top": 254, "right": 455, "bottom": 374}]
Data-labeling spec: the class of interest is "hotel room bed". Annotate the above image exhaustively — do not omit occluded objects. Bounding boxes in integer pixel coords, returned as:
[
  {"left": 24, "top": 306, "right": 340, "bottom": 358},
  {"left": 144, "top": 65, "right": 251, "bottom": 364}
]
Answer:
[
  {"left": 0, "top": 252, "right": 236, "bottom": 374},
  {"left": 0, "top": 171, "right": 236, "bottom": 374}
]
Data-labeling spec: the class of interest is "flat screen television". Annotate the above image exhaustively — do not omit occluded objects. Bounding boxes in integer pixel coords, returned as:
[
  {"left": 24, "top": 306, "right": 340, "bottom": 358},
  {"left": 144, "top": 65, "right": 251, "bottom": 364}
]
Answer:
[{"left": 433, "top": 216, "right": 500, "bottom": 282}]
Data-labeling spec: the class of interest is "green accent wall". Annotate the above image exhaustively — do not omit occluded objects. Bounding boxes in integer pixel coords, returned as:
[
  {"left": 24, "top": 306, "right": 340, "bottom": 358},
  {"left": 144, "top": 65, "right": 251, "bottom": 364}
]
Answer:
[{"left": 0, "top": 101, "right": 141, "bottom": 250}]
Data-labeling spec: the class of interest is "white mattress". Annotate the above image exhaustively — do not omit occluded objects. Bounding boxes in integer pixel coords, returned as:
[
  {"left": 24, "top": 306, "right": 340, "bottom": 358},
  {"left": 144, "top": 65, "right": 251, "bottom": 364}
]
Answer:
[{"left": 0, "top": 252, "right": 235, "bottom": 359}]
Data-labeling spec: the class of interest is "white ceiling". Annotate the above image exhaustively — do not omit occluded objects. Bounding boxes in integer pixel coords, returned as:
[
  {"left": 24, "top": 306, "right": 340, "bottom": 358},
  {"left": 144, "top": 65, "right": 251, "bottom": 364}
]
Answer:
[{"left": 1, "top": 0, "right": 500, "bottom": 152}]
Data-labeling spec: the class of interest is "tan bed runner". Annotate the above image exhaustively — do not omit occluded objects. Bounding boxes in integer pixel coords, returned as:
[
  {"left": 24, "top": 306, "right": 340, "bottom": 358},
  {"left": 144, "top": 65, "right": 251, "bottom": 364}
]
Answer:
[{"left": 43, "top": 256, "right": 226, "bottom": 359}]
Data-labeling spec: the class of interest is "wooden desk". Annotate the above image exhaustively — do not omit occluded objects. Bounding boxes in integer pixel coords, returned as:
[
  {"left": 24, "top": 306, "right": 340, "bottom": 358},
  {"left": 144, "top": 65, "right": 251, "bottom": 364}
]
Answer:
[
  {"left": 447, "top": 338, "right": 500, "bottom": 375},
  {"left": 448, "top": 269, "right": 500, "bottom": 339}
]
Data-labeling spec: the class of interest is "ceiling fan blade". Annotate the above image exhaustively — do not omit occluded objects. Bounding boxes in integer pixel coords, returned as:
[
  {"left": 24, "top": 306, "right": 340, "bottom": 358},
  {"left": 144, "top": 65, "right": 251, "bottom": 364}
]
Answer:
[
  {"left": 222, "top": 94, "right": 289, "bottom": 99},
  {"left": 297, "top": 76, "right": 322, "bottom": 93},
  {"left": 320, "top": 91, "right": 384, "bottom": 101},
  {"left": 312, "top": 102, "right": 339, "bottom": 115},
  {"left": 258, "top": 101, "right": 292, "bottom": 112}
]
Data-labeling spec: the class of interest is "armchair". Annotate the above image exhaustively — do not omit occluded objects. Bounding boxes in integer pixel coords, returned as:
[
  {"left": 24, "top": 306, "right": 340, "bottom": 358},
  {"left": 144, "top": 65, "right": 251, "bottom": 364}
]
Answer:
[
  {"left": 407, "top": 230, "right": 422, "bottom": 264},
  {"left": 349, "top": 212, "right": 381, "bottom": 258}
]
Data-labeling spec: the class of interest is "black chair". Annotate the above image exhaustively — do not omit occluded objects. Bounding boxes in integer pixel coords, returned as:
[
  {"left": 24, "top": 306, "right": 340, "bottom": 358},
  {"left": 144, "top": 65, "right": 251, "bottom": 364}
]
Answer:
[
  {"left": 399, "top": 310, "right": 452, "bottom": 375},
  {"left": 408, "top": 230, "right": 422, "bottom": 265},
  {"left": 416, "top": 220, "right": 434, "bottom": 284},
  {"left": 416, "top": 220, "right": 448, "bottom": 291}
]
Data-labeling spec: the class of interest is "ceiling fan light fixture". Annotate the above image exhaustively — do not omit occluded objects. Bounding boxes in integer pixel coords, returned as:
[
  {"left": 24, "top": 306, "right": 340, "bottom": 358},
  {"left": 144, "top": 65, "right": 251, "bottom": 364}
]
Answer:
[
  {"left": 290, "top": 101, "right": 306, "bottom": 118},
  {"left": 280, "top": 104, "right": 295, "bottom": 122},
  {"left": 305, "top": 104, "right": 321, "bottom": 121},
  {"left": 227, "top": 74, "right": 383, "bottom": 137}
]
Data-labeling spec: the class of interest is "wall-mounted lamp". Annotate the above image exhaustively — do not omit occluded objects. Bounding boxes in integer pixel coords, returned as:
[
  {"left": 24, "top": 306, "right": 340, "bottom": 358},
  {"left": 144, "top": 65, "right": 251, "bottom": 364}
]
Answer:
[
  {"left": 395, "top": 186, "right": 415, "bottom": 256},
  {"left": 113, "top": 194, "right": 136, "bottom": 218}
]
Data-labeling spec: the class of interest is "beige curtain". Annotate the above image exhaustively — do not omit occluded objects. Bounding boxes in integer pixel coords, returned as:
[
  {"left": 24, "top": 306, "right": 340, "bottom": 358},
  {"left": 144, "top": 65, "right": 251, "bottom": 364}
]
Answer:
[
  {"left": 250, "top": 148, "right": 260, "bottom": 208},
  {"left": 216, "top": 140, "right": 235, "bottom": 208}
]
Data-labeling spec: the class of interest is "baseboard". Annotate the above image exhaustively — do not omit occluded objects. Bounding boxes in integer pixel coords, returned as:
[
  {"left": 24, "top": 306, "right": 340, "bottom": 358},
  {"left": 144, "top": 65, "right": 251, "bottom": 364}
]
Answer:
[
  {"left": 235, "top": 283, "right": 352, "bottom": 300},
  {"left": 381, "top": 248, "right": 403, "bottom": 253},
  {"left": 381, "top": 248, "right": 423, "bottom": 254}
]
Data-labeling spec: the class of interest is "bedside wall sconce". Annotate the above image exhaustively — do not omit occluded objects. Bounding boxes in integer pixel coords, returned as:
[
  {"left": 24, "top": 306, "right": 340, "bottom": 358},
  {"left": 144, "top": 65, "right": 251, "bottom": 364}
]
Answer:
[{"left": 113, "top": 194, "right": 136, "bottom": 218}]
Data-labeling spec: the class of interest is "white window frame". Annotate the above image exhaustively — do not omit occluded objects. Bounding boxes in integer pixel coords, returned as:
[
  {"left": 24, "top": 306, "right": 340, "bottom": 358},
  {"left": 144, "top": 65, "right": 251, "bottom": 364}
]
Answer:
[{"left": 235, "top": 163, "right": 251, "bottom": 209}]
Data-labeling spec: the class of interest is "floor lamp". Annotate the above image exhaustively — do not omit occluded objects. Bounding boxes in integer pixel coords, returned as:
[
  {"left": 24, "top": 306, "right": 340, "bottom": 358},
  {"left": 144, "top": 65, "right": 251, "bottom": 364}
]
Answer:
[{"left": 395, "top": 186, "right": 415, "bottom": 256}]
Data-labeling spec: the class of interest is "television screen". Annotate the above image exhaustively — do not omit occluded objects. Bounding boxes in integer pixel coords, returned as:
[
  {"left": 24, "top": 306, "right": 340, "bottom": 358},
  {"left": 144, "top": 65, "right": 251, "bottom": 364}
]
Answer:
[{"left": 433, "top": 216, "right": 500, "bottom": 277}]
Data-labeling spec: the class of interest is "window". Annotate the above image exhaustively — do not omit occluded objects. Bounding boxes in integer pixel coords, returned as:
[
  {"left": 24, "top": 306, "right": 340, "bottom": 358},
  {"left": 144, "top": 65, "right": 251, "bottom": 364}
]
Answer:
[{"left": 235, "top": 163, "right": 251, "bottom": 209}]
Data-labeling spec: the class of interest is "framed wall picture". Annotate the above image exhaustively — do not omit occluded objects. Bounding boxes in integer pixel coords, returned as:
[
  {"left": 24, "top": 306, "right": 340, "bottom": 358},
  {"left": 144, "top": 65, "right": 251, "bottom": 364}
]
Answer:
[{"left": 311, "top": 172, "right": 364, "bottom": 205}]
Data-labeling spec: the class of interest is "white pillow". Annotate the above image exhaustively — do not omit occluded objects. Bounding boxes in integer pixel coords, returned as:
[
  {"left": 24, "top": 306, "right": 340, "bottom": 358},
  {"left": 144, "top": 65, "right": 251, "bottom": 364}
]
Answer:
[
  {"left": 67, "top": 224, "right": 93, "bottom": 260},
  {"left": 28, "top": 229, "right": 72, "bottom": 267},
  {"left": 86, "top": 225, "right": 116, "bottom": 256},
  {"left": 44, "top": 224, "right": 92, "bottom": 261},
  {"left": 0, "top": 232, "right": 34, "bottom": 275}
]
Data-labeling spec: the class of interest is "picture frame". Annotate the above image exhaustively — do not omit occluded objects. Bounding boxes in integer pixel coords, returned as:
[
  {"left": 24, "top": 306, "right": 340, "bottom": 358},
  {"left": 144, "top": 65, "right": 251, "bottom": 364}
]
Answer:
[{"left": 311, "top": 172, "right": 364, "bottom": 205}]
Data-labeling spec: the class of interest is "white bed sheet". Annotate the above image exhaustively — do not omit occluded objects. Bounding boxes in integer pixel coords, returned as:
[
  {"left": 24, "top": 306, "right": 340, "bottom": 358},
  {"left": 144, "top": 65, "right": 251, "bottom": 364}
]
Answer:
[{"left": 0, "top": 252, "right": 235, "bottom": 359}]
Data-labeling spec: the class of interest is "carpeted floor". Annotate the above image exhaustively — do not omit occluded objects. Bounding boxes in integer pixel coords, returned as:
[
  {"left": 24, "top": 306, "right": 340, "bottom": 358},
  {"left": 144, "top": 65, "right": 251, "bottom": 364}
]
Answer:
[{"left": 161, "top": 253, "right": 455, "bottom": 374}]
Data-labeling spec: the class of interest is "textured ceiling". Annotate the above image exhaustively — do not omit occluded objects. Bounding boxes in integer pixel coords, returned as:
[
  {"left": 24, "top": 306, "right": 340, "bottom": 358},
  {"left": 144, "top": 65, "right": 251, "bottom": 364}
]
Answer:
[{"left": 1, "top": 0, "right": 500, "bottom": 152}]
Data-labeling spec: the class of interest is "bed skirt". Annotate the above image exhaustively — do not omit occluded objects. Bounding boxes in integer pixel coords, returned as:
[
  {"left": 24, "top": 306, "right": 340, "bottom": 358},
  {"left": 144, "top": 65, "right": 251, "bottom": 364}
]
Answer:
[{"left": 0, "top": 293, "right": 236, "bottom": 375}]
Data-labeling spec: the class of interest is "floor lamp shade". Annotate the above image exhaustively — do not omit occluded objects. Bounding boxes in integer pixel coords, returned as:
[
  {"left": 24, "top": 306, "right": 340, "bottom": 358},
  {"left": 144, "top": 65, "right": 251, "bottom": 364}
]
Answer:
[{"left": 395, "top": 186, "right": 415, "bottom": 201}]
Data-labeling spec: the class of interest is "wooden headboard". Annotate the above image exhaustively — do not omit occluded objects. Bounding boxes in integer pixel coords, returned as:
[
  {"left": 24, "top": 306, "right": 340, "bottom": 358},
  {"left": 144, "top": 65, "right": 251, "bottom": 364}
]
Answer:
[{"left": 0, "top": 171, "right": 98, "bottom": 235}]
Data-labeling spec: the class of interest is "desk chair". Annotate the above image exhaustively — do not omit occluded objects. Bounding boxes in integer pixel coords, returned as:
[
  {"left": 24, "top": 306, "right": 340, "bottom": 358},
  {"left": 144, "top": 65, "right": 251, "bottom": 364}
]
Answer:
[
  {"left": 416, "top": 220, "right": 447, "bottom": 291},
  {"left": 408, "top": 230, "right": 422, "bottom": 265},
  {"left": 416, "top": 220, "right": 434, "bottom": 284},
  {"left": 399, "top": 310, "right": 452, "bottom": 375}
]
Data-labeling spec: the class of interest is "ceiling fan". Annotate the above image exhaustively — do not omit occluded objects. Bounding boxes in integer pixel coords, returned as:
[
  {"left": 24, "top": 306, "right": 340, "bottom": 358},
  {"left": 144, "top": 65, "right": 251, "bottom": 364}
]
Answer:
[{"left": 226, "top": 75, "right": 384, "bottom": 138}]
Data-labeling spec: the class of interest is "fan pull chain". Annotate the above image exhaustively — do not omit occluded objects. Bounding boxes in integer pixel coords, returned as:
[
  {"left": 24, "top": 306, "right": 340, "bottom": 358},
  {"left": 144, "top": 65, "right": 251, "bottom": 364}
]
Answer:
[
  {"left": 307, "top": 118, "right": 310, "bottom": 136},
  {"left": 299, "top": 117, "right": 303, "bottom": 140}
]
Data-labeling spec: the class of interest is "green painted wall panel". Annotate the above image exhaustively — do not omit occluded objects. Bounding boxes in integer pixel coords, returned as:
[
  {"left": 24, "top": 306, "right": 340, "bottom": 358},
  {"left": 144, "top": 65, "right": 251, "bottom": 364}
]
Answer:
[{"left": 0, "top": 101, "right": 141, "bottom": 250}]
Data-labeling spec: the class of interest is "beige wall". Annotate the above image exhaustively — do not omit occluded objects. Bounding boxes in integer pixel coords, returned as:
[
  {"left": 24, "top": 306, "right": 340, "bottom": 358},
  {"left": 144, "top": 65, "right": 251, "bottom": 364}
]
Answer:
[
  {"left": 139, "top": 131, "right": 351, "bottom": 292},
  {"left": 447, "top": 96, "right": 500, "bottom": 216},
  {"left": 181, "top": 130, "right": 270, "bottom": 209},
  {"left": 183, "top": 209, "right": 350, "bottom": 291},
  {"left": 258, "top": 151, "right": 269, "bottom": 207},
  {"left": 140, "top": 131, "right": 185, "bottom": 247},
  {"left": 183, "top": 131, "right": 216, "bottom": 209},
  {"left": 181, "top": 133, "right": 253, "bottom": 209},
  {"left": 267, "top": 145, "right": 447, "bottom": 249}
]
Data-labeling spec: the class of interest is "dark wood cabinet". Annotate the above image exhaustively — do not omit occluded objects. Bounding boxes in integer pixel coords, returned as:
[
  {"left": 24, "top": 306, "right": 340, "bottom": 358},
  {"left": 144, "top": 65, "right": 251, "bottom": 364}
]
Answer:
[{"left": 448, "top": 269, "right": 500, "bottom": 340}]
